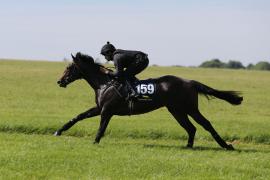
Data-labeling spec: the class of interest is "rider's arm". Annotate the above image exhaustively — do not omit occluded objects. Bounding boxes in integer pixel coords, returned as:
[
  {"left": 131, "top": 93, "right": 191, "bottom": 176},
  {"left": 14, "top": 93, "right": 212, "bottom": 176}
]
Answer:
[{"left": 108, "top": 54, "right": 124, "bottom": 77}]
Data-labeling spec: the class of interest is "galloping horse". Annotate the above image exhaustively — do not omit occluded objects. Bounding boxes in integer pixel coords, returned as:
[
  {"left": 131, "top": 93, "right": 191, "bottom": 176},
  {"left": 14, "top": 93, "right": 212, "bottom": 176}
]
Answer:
[{"left": 55, "top": 53, "right": 243, "bottom": 150}]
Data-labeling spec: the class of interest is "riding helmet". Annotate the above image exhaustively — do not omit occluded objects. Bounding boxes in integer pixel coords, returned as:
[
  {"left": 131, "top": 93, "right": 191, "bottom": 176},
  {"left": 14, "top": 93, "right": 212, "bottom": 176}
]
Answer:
[{"left": 101, "top": 41, "right": 116, "bottom": 55}]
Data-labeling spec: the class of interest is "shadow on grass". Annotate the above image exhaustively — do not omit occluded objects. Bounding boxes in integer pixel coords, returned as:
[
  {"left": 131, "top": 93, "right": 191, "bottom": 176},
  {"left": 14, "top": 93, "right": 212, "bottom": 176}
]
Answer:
[
  {"left": 139, "top": 143, "right": 270, "bottom": 153},
  {"left": 143, "top": 143, "right": 227, "bottom": 151},
  {"left": 0, "top": 124, "right": 94, "bottom": 137},
  {"left": 0, "top": 124, "right": 56, "bottom": 135},
  {"left": 1, "top": 124, "right": 270, "bottom": 154}
]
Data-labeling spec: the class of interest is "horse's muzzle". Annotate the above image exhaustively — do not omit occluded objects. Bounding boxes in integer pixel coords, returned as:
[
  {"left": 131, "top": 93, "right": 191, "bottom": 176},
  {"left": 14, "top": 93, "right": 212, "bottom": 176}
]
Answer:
[{"left": 57, "top": 80, "right": 67, "bottom": 88}]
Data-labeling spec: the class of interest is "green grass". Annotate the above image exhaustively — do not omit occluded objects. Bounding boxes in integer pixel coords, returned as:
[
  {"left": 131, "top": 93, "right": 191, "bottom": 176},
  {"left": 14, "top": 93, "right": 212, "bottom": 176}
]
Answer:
[
  {"left": 0, "top": 60, "right": 270, "bottom": 179},
  {"left": 1, "top": 133, "right": 269, "bottom": 180}
]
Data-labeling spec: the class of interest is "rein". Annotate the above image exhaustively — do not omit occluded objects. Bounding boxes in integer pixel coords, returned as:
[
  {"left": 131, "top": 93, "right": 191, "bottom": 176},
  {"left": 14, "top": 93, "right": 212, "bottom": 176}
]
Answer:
[
  {"left": 99, "top": 66, "right": 115, "bottom": 83},
  {"left": 71, "top": 61, "right": 134, "bottom": 115}
]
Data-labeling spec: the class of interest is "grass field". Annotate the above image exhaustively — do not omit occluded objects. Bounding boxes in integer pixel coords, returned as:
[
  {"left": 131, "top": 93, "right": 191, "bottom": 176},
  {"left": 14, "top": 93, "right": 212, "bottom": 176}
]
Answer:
[{"left": 0, "top": 60, "right": 270, "bottom": 179}]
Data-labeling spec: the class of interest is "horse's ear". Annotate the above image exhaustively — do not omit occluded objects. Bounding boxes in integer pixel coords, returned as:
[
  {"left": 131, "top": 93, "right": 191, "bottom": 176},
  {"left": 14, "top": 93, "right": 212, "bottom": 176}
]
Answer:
[
  {"left": 75, "top": 52, "right": 82, "bottom": 59},
  {"left": 73, "top": 52, "right": 94, "bottom": 66},
  {"left": 88, "top": 57, "right": 94, "bottom": 64},
  {"left": 71, "top": 53, "right": 76, "bottom": 62}
]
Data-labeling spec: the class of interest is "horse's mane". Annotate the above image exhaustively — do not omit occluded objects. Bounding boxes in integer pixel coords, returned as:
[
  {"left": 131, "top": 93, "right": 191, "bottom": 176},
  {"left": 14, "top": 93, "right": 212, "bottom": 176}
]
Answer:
[
  {"left": 91, "top": 59, "right": 113, "bottom": 73},
  {"left": 75, "top": 52, "right": 113, "bottom": 73}
]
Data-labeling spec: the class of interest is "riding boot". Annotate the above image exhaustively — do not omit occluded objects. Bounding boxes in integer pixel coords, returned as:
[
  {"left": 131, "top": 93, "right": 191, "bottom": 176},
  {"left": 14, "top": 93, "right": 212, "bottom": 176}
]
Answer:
[
  {"left": 129, "top": 76, "right": 139, "bottom": 84},
  {"left": 126, "top": 80, "right": 139, "bottom": 99}
]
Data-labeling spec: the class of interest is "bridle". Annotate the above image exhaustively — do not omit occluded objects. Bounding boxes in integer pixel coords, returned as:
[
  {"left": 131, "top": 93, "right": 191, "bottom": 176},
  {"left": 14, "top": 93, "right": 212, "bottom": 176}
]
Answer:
[{"left": 72, "top": 61, "right": 115, "bottom": 87}]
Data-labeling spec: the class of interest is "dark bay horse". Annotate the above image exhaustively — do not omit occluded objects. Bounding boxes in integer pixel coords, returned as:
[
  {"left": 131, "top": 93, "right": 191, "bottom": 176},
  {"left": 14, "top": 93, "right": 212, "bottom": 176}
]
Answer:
[{"left": 55, "top": 53, "right": 243, "bottom": 150}]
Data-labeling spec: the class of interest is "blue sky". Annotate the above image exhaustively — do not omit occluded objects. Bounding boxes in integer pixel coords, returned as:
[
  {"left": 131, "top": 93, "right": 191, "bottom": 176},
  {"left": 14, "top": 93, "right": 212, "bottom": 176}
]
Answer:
[{"left": 0, "top": 0, "right": 269, "bottom": 66}]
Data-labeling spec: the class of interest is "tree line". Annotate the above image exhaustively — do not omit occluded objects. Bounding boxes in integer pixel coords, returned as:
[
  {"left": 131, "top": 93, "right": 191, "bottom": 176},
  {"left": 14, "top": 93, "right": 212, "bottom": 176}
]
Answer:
[{"left": 199, "top": 59, "right": 270, "bottom": 71}]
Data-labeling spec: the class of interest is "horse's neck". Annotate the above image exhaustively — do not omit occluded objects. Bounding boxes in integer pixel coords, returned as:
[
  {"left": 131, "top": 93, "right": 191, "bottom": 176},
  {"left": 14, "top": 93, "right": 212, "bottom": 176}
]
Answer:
[{"left": 84, "top": 73, "right": 110, "bottom": 90}]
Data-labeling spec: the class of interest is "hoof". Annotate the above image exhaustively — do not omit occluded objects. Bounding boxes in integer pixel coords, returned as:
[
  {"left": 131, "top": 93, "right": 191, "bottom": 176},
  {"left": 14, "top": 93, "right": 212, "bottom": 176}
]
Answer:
[
  {"left": 54, "top": 131, "right": 61, "bottom": 136},
  {"left": 186, "top": 144, "right": 193, "bottom": 149},
  {"left": 93, "top": 141, "right": 99, "bottom": 144},
  {"left": 226, "top": 144, "right": 235, "bottom": 151}
]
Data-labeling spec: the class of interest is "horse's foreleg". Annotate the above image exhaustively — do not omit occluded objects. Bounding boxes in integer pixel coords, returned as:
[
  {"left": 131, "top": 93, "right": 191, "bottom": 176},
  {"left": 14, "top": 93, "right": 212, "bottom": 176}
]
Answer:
[
  {"left": 93, "top": 111, "right": 113, "bottom": 144},
  {"left": 54, "top": 106, "right": 101, "bottom": 136},
  {"left": 189, "top": 110, "right": 234, "bottom": 150}
]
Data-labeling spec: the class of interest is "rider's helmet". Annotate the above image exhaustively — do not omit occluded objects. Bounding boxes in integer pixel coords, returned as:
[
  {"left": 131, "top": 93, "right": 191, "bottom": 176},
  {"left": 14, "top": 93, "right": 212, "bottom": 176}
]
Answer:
[{"left": 101, "top": 41, "right": 116, "bottom": 56}]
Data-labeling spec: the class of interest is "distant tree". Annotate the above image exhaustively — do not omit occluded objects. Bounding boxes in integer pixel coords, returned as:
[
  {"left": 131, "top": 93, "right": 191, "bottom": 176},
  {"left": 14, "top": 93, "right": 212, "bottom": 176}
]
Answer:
[
  {"left": 199, "top": 59, "right": 226, "bottom": 68},
  {"left": 252, "top": 61, "right": 270, "bottom": 71},
  {"left": 247, "top": 63, "right": 254, "bottom": 70},
  {"left": 172, "top": 65, "right": 182, "bottom": 67},
  {"left": 225, "top": 60, "right": 245, "bottom": 69}
]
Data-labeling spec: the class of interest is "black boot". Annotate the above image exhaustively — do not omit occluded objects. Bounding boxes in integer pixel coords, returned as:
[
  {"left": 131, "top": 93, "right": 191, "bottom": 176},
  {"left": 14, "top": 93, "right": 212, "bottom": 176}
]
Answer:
[{"left": 126, "top": 80, "right": 139, "bottom": 99}]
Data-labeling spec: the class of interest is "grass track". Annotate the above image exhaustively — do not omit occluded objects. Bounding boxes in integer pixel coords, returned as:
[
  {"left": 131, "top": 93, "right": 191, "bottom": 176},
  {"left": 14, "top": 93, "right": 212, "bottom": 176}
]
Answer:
[
  {"left": 1, "top": 133, "right": 269, "bottom": 179},
  {"left": 0, "top": 60, "right": 270, "bottom": 179}
]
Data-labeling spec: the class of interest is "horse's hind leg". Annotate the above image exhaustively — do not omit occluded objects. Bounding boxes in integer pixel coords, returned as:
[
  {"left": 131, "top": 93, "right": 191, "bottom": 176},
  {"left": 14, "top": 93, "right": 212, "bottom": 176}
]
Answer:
[
  {"left": 167, "top": 107, "right": 196, "bottom": 148},
  {"left": 189, "top": 110, "right": 234, "bottom": 150}
]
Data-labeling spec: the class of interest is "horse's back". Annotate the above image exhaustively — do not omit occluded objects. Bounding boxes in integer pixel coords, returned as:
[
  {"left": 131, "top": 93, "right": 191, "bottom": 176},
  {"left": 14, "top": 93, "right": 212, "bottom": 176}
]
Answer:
[
  {"left": 153, "top": 75, "right": 193, "bottom": 90},
  {"left": 150, "top": 75, "right": 198, "bottom": 105}
]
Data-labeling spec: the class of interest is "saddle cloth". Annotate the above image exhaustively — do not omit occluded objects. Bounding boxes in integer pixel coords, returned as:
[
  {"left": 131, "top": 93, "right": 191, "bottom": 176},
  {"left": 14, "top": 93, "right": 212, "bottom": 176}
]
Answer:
[
  {"left": 133, "top": 79, "right": 156, "bottom": 97},
  {"left": 109, "top": 79, "right": 156, "bottom": 100}
]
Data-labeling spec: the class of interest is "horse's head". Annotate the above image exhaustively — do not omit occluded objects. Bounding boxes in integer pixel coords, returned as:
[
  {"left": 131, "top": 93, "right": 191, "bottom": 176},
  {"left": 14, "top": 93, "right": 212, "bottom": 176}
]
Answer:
[
  {"left": 57, "top": 52, "right": 112, "bottom": 88},
  {"left": 57, "top": 62, "right": 82, "bottom": 88},
  {"left": 57, "top": 52, "right": 100, "bottom": 88},
  {"left": 57, "top": 53, "right": 89, "bottom": 87}
]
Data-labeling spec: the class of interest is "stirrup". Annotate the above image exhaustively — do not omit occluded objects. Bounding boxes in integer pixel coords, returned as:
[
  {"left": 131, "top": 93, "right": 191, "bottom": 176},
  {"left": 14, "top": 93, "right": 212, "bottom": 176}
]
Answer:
[{"left": 130, "top": 91, "right": 139, "bottom": 98}]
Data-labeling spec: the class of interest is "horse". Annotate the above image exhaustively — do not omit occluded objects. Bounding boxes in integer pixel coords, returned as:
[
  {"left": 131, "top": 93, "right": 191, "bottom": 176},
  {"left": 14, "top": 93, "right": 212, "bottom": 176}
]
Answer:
[{"left": 55, "top": 52, "right": 243, "bottom": 150}]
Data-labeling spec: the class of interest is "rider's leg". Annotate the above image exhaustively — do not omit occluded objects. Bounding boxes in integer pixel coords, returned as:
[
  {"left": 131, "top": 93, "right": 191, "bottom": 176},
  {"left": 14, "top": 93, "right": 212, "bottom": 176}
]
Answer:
[
  {"left": 125, "top": 79, "right": 139, "bottom": 98},
  {"left": 124, "top": 54, "right": 149, "bottom": 98}
]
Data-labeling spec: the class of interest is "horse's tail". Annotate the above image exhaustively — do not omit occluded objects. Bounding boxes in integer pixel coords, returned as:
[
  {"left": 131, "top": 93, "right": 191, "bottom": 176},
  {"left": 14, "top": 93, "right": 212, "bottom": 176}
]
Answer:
[{"left": 191, "top": 80, "right": 243, "bottom": 105}]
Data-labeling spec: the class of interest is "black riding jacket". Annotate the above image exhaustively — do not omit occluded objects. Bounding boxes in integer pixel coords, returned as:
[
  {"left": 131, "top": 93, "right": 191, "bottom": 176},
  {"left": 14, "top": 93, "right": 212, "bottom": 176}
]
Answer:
[{"left": 109, "top": 49, "right": 147, "bottom": 77}]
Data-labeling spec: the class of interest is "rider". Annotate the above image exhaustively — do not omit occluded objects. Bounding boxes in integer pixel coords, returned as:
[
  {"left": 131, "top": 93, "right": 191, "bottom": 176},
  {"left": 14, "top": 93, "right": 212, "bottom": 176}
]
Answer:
[{"left": 100, "top": 41, "right": 149, "bottom": 98}]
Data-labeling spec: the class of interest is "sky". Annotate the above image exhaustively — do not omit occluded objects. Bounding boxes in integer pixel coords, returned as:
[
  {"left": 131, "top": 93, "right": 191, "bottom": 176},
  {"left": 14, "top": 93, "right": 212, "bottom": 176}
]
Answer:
[{"left": 0, "top": 0, "right": 269, "bottom": 66}]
